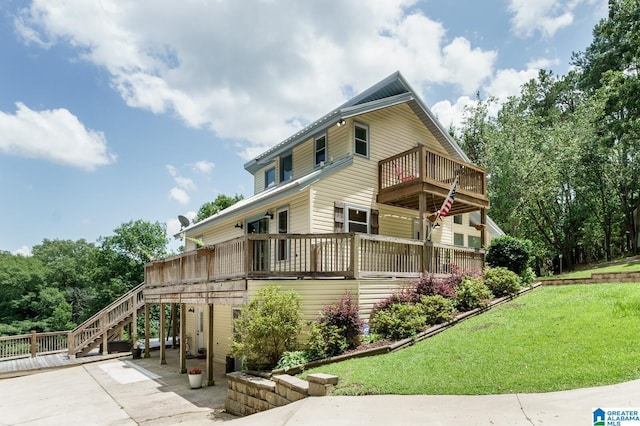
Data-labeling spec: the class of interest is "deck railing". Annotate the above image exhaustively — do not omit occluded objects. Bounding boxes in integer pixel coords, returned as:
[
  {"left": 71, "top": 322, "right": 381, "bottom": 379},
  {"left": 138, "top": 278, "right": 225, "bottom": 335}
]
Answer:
[
  {"left": 0, "top": 331, "right": 69, "bottom": 361},
  {"left": 145, "top": 233, "right": 485, "bottom": 287},
  {"left": 379, "top": 145, "right": 486, "bottom": 196}
]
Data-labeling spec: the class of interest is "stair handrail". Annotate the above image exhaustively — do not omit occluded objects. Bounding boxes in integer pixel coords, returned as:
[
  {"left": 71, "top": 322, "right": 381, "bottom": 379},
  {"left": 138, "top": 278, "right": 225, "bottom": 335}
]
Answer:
[{"left": 68, "top": 282, "right": 145, "bottom": 356}]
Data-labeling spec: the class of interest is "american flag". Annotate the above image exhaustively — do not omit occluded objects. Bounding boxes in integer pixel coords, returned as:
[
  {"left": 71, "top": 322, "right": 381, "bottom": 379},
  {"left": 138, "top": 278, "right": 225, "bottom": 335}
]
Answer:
[{"left": 438, "top": 176, "right": 458, "bottom": 218}]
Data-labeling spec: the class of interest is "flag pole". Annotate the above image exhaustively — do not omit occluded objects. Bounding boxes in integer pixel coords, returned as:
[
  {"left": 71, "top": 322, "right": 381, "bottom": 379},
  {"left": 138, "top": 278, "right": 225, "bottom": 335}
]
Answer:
[{"left": 427, "top": 175, "right": 459, "bottom": 241}]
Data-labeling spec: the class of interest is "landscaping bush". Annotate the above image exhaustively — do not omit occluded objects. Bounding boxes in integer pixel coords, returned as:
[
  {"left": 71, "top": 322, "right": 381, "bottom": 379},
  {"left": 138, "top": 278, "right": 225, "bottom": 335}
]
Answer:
[
  {"left": 483, "top": 267, "right": 521, "bottom": 298},
  {"left": 372, "top": 287, "right": 417, "bottom": 312},
  {"left": 520, "top": 266, "right": 537, "bottom": 287},
  {"left": 370, "top": 303, "right": 427, "bottom": 339},
  {"left": 412, "top": 272, "right": 457, "bottom": 299},
  {"left": 306, "top": 291, "right": 363, "bottom": 360},
  {"left": 455, "top": 276, "right": 494, "bottom": 311},
  {"left": 306, "top": 321, "right": 349, "bottom": 360},
  {"left": 419, "top": 295, "right": 455, "bottom": 325},
  {"left": 319, "top": 291, "right": 362, "bottom": 349},
  {"left": 276, "top": 350, "right": 309, "bottom": 372},
  {"left": 486, "top": 236, "right": 532, "bottom": 275},
  {"left": 231, "top": 285, "right": 302, "bottom": 370}
]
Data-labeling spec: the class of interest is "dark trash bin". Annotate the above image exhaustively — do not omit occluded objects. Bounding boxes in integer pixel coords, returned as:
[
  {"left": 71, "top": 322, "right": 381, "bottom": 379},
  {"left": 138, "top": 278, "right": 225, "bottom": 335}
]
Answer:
[{"left": 226, "top": 355, "right": 235, "bottom": 373}]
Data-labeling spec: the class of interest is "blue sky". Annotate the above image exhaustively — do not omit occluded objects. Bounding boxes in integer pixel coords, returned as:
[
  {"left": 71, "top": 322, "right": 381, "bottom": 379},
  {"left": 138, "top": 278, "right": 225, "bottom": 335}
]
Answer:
[{"left": 0, "top": 0, "right": 607, "bottom": 255}]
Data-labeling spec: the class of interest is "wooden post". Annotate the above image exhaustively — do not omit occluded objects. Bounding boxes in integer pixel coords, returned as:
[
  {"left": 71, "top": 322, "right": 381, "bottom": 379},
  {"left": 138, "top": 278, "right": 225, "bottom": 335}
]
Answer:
[
  {"left": 68, "top": 331, "right": 75, "bottom": 358},
  {"left": 159, "top": 302, "right": 167, "bottom": 365},
  {"left": 144, "top": 303, "right": 151, "bottom": 358},
  {"left": 101, "top": 312, "right": 108, "bottom": 356},
  {"left": 179, "top": 304, "right": 187, "bottom": 374},
  {"left": 30, "top": 330, "right": 37, "bottom": 358},
  {"left": 131, "top": 296, "right": 138, "bottom": 350},
  {"left": 480, "top": 208, "right": 487, "bottom": 248},
  {"left": 206, "top": 303, "right": 215, "bottom": 386},
  {"left": 350, "top": 234, "right": 358, "bottom": 278},
  {"left": 419, "top": 192, "right": 428, "bottom": 271},
  {"left": 171, "top": 303, "right": 178, "bottom": 348}
]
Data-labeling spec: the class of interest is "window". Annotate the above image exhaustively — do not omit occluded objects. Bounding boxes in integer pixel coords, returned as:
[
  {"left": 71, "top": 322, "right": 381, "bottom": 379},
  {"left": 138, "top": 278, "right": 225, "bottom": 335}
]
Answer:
[
  {"left": 265, "top": 167, "right": 275, "bottom": 188},
  {"left": 354, "top": 123, "right": 369, "bottom": 157},
  {"left": 453, "top": 215, "right": 463, "bottom": 225},
  {"left": 469, "top": 211, "right": 481, "bottom": 227},
  {"left": 346, "top": 206, "right": 369, "bottom": 233},
  {"left": 280, "top": 153, "right": 292, "bottom": 182},
  {"left": 315, "top": 134, "right": 326, "bottom": 166},
  {"left": 468, "top": 235, "right": 482, "bottom": 249},
  {"left": 276, "top": 207, "right": 289, "bottom": 261},
  {"left": 454, "top": 233, "right": 464, "bottom": 246}
]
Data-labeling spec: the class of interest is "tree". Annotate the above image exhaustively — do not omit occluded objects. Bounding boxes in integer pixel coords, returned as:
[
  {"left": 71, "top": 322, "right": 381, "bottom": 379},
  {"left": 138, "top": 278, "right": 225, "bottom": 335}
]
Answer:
[
  {"left": 195, "top": 193, "right": 244, "bottom": 223},
  {"left": 31, "top": 239, "right": 98, "bottom": 323},
  {"left": 231, "top": 285, "right": 302, "bottom": 369},
  {"left": 573, "top": 0, "right": 640, "bottom": 254}
]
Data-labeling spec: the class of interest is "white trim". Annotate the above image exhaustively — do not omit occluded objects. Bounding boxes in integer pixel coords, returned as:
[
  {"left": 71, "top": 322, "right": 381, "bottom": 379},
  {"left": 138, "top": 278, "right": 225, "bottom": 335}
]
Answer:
[
  {"left": 344, "top": 203, "right": 370, "bottom": 234},
  {"left": 354, "top": 122, "right": 369, "bottom": 158}
]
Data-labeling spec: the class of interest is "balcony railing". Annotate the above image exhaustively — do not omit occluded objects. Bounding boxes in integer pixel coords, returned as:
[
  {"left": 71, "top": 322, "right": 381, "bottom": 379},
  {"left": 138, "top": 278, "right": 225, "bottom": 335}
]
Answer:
[
  {"left": 144, "top": 233, "right": 485, "bottom": 288},
  {"left": 378, "top": 145, "right": 488, "bottom": 214}
]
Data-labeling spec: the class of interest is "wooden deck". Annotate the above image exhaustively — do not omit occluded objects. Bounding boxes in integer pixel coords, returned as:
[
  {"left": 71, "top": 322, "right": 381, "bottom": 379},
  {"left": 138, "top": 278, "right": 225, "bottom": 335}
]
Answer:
[{"left": 0, "top": 352, "right": 132, "bottom": 378}]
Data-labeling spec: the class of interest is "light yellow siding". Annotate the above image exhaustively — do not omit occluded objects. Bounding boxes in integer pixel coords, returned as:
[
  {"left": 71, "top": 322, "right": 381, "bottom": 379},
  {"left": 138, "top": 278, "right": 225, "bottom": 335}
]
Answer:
[{"left": 212, "top": 304, "right": 234, "bottom": 365}]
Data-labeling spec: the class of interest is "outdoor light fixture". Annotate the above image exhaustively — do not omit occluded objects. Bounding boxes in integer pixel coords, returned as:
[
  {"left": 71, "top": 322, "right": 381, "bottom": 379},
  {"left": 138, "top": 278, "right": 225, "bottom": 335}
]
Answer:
[
  {"left": 336, "top": 118, "right": 346, "bottom": 127},
  {"left": 264, "top": 210, "right": 274, "bottom": 219},
  {"left": 234, "top": 222, "right": 243, "bottom": 229}
]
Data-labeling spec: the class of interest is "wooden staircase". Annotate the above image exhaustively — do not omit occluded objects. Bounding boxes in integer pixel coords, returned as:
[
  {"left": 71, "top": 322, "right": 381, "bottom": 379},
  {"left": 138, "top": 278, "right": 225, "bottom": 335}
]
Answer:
[{"left": 68, "top": 283, "right": 145, "bottom": 358}]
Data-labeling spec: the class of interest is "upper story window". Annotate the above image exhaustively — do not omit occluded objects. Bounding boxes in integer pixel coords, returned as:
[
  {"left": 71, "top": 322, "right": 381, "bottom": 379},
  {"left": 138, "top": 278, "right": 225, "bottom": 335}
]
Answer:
[
  {"left": 265, "top": 167, "right": 276, "bottom": 189},
  {"left": 453, "top": 233, "right": 464, "bottom": 246},
  {"left": 354, "top": 123, "right": 369, "bottom": 157},
  {"left": 314, "top": 134, "right": 326, "bottom": 167},
  {"left": 280, "top": 153, "right": 293, "bottom": 182},
  {"left": 453, "top": 215, "right": 463, "bottom": 225}
]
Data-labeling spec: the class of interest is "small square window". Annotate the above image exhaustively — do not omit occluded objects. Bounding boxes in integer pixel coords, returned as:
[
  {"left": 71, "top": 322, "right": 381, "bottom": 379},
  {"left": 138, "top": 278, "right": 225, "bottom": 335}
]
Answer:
[
  {"left": 453, "top": 215, "right": 463, "bottom": 225},
  {"left": 454, "top": 233, "right": 464, "bottom": 246}
]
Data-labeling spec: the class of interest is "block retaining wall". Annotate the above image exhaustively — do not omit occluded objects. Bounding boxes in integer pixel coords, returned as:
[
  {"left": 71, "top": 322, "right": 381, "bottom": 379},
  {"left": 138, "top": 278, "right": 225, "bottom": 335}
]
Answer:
[
  {"left": 541, "top": 271, "right": 640, "bottom": 286},
  {"left": 224, "top": 371, "right": 338, "bottom": 417}
]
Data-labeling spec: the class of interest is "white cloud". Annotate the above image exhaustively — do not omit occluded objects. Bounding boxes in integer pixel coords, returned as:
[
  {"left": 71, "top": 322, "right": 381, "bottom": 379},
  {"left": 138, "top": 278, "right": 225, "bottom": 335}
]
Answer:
[
  {"left": 0, "top": 102, "right": 116, "bottom": 171},
  {"left": 13, "top": 245, "right": 32, "bottom": 257},
  {"left": 166, "top": 164, "right": 195, "bottom": 190},
  {"left": 18, "top": 1, "right": 497, "bottom": 159},
  {"left": 508, "top": 0, "right": 579, "bottom": 38},
  {"left": 431, "top": 96, "right": 476, "bottom": 130},
  {"left": 169, "top": 187, "right": 189, "bottom": 204},
  {"left": 192, "top": 160, "right": 215, "bottom": 174}
]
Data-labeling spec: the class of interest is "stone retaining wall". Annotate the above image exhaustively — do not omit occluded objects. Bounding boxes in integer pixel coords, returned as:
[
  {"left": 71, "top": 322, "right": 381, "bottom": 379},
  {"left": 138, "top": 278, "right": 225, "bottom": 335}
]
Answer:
[
  {"left": 224, "top": 371, "right": 338, "bottom": 417},
  {"left": 541, "top": 271, "right": 640, "bottom": 286}
]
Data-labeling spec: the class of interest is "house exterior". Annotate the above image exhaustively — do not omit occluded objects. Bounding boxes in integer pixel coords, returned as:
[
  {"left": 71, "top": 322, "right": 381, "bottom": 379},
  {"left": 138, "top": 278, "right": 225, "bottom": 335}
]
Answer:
[{"left": 142, "top": 71, "right": 502, "bottom": 377}]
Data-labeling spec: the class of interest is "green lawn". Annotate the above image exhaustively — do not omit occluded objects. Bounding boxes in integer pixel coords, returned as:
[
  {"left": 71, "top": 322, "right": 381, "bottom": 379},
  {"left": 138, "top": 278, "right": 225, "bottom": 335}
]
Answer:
[
  {"left": 302, "top": 283, "right": 640, "bottom": 395},
  {"left": 548, "top": 260, "right": 640, "bottom": 279}
]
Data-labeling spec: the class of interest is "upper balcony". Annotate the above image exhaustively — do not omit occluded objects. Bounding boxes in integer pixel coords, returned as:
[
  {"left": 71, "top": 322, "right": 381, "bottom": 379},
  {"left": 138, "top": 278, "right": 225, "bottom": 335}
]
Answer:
[{"left": 378, "top": 145, "right": 489, "bottom": 215}]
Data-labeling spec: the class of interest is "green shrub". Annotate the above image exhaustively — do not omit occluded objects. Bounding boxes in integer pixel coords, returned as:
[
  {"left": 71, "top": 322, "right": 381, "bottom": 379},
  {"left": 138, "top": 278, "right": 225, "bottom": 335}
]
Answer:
[
  {"left": 276, "top": 350, "right": 309, "bottom": 372},
  {"left": 483, "top": 267, "right": 521, "bottom": 297},
  {"left": 486, "top": 236, "right": 532, "bottom": 275},
  {"left": 370, "top": 303, "right": 427, "bottom": 340},
  {"left": 231, "top": 285, "right": 302, "bottom": 370},
  {"left": 306, "top": 321, "right": 348, "bottom": 360},
  {"left": 455, "top": 276, "right": 494, "bottom": 311},
  {"left": 419, "top": 295, "right": 455, "bottom": 324},
  {"left": 520, "top": 266, "right": 537, "bottom": 287}
]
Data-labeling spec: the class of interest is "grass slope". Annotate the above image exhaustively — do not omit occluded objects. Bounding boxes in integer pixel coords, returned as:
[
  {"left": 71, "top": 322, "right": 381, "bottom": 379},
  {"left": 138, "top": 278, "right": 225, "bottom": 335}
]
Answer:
[
  {"left": 551, "top": 260, "right": 640, "bottom": 279},
  {"left": 303, "top": 283, "right": 640, "bottom": 395}
]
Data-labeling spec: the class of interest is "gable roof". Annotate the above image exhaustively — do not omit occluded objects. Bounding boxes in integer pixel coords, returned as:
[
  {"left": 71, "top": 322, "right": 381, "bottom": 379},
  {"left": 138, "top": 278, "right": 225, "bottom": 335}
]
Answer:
[
  {"left": 179, "top": 155, "right": 353, "bottom": 236},
  {"left": 244, "top": 71, "right": 470, "bottom": 174}
]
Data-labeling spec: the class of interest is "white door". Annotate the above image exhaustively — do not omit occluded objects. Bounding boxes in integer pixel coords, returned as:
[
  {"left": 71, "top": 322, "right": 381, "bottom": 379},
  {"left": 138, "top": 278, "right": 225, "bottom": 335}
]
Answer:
[{"left": 195, "top": 307, "right": 204, "bottom": 351}]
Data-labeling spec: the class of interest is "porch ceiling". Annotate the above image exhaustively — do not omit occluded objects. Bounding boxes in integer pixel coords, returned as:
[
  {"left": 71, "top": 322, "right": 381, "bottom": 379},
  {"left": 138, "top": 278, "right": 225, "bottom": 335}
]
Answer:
[{"left": 377, "top": 181, "right": 489, "bottom": 215}]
